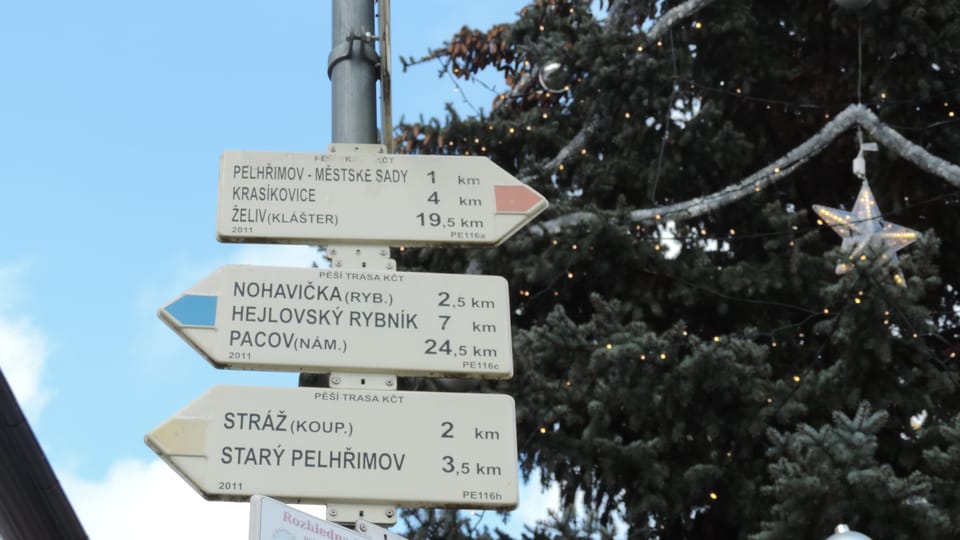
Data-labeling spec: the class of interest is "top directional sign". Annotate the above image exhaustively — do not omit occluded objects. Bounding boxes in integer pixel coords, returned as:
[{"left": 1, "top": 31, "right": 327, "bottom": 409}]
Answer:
[{"left": 217, "top": 148, "right": 548, "bottom": 247}]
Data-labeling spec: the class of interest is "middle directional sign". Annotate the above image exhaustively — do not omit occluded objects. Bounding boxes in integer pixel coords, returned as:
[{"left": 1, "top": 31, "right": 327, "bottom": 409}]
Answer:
[
  {"left": 159, "top": 264, "right": 513, "bottom": 378},
  {"left": 217, "top": 149, "right": 548, "bottom": 247}
]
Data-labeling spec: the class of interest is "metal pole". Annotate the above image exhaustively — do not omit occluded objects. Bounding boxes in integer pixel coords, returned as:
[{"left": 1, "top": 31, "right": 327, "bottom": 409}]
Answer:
[
  {"left": 380, "top": 0, "right": 393, "bottom": 152},
  {"left": 302, "top": 0, "right": 384, "bottom": 393},
  {"left": 301, "top": 0, "right": 378, "bottom": 390},
  {"left": 329, "top": 0, "right": 378, "bottom": 144}
]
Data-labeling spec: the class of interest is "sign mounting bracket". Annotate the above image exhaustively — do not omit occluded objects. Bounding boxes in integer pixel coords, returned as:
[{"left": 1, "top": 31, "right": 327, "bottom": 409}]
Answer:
[
  {"left": 357, "top": 517, "right": 406, "bottom": 539},
  {"left": 327, "top": 504, "right": 396, "bottom": 526},
  {"left": 322, "top": 163, "right": 399, "bottom": 522},
  {"left": 327, "top": 244, "right": 395, "bottom": 271},
  {"left": 329, "top": 372, "right": 396, "bottom": 391}
]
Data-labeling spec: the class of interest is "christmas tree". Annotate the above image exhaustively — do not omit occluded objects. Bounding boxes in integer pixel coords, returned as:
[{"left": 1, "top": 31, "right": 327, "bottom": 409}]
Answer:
[{"left": 391, "top": 1, "right": 960, "bottom": 538}]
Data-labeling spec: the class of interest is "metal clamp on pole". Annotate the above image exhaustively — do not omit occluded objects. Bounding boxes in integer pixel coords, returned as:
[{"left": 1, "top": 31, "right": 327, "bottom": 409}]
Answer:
[
  {"left": 328, "top": 32, "right": 381, "bottom": 78},
  {"left": 330, "top": 0, "right": 378, "bottom": 144}
]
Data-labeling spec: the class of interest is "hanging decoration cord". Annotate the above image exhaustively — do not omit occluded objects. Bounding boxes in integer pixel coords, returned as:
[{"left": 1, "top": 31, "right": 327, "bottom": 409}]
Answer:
[
  {"left": 857, "top": 11, "right": 863, "bottom": 105},
  {"left": 650, "top": 29, "right": 680, "bottom": 204}
]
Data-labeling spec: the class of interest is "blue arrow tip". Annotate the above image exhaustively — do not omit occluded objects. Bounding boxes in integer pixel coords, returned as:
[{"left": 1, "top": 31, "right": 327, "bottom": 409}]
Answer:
[{"left": 164, "top": 294, "right": 217, "bottom": 327}]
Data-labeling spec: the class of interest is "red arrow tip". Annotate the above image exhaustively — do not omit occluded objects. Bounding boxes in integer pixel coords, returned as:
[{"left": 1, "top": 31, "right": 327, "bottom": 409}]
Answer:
[{"left": 495, "top": 185, "right": 545, "bottom": 213}]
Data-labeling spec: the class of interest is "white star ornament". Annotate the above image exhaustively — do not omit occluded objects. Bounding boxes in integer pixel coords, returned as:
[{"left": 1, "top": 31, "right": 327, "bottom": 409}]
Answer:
[{"left": 812, "top": 180, "right": 919, "bottom": 286}]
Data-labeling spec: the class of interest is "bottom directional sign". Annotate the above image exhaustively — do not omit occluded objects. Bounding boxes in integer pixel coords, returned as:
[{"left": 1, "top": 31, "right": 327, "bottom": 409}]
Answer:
[{"left": 145, "top": 385, "right": 518, "bottom": 509}]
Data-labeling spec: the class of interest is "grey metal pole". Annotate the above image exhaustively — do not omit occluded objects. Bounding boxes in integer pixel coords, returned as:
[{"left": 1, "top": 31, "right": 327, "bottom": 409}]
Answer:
[
  {"left": 380, "top": 0, "right": 393, "bottom": 152},
  {"left": 329, "top": 0, "right": 378, "bottom": 144},
  {"left": 303, "top": 0, "right": 382, "bottom": 391}
]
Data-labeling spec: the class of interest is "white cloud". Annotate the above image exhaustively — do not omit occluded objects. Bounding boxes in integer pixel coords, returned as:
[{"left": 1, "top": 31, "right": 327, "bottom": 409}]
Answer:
[
  {"left": 0, "top": 317, "right": 50, "bottom": 420},
  {"left": 62, "top": 458, "right": 327, "bottom": 539},
  {"left": 63, "top": 459, "right": 248, "bottom": 538},
  {"left": 467, "top": 470, "right": 560, "bottom": 536},
  {"left": 0, "top": 261, "right": 50, "bottom": 421},
  {"left": 513, "top": 471, "right": 560, "bottom": 529}
]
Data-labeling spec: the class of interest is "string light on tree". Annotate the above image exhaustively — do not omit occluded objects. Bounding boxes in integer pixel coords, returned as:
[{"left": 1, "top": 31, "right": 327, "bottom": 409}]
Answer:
[
  {"left": 910, "top": 410, "right": 927, "bottom": 430},
  {"left": 392, "top": 2, "right": 960, "bottom": 536}
]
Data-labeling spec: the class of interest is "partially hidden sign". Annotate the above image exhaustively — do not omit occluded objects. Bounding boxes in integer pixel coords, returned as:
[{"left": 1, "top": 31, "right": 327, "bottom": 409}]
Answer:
[
  {"left": 249, "top": 495, "right": 362, "bottom": 540},
  {"left": 146, "top": 386, "right": 519, "bottom": 509},
  {"left": 217, "top": 149, "right": 548, "bottom": 246},
  {"left": 159, "top": 264, "right": 513, "bottom": 378}
]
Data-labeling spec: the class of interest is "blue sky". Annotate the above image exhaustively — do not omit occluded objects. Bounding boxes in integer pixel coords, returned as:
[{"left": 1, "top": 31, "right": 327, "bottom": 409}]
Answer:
[{"left": 0, "top": 1, "right": 560, "bottom": 537}]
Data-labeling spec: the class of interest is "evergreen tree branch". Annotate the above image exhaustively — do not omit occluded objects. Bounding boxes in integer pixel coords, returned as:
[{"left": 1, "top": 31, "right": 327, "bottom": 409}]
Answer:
[
  {"left": 512, "top": 0, "right": 715, "bottom": 167},
  {"left": 529, "top": 104, "right": 960, "bottom": 235},
  {"left": 492, "top": 0, "right": 638, "bottom": 113},
  {"left": 534, "top": 210, "right": 602, "bottom": 235},
  {"left": 491, "top": 71, "right": 536, "bottom": 112},
  {"left": 541, "top": 115, "right": 604, "bottom": 173},
  {"left": 647, "top": 0, "right": 716, "bottom": 40}
]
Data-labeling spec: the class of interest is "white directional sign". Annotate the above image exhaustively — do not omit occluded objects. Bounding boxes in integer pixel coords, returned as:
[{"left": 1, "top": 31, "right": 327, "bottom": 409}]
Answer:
[
  {"left": 146, "top": 386, "right": 519, "bottom": 509},
  {"left": 159, "top": 264, "right": 513, "bottom": 378},
  {"left": 217, "top": 149, "right": 548, "bottom": 246}
]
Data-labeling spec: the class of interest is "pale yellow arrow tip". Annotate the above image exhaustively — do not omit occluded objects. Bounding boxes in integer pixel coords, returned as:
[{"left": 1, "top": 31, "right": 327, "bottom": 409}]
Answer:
[{"left": 145, "top": 417, "right": 208, "bottom": 457}]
